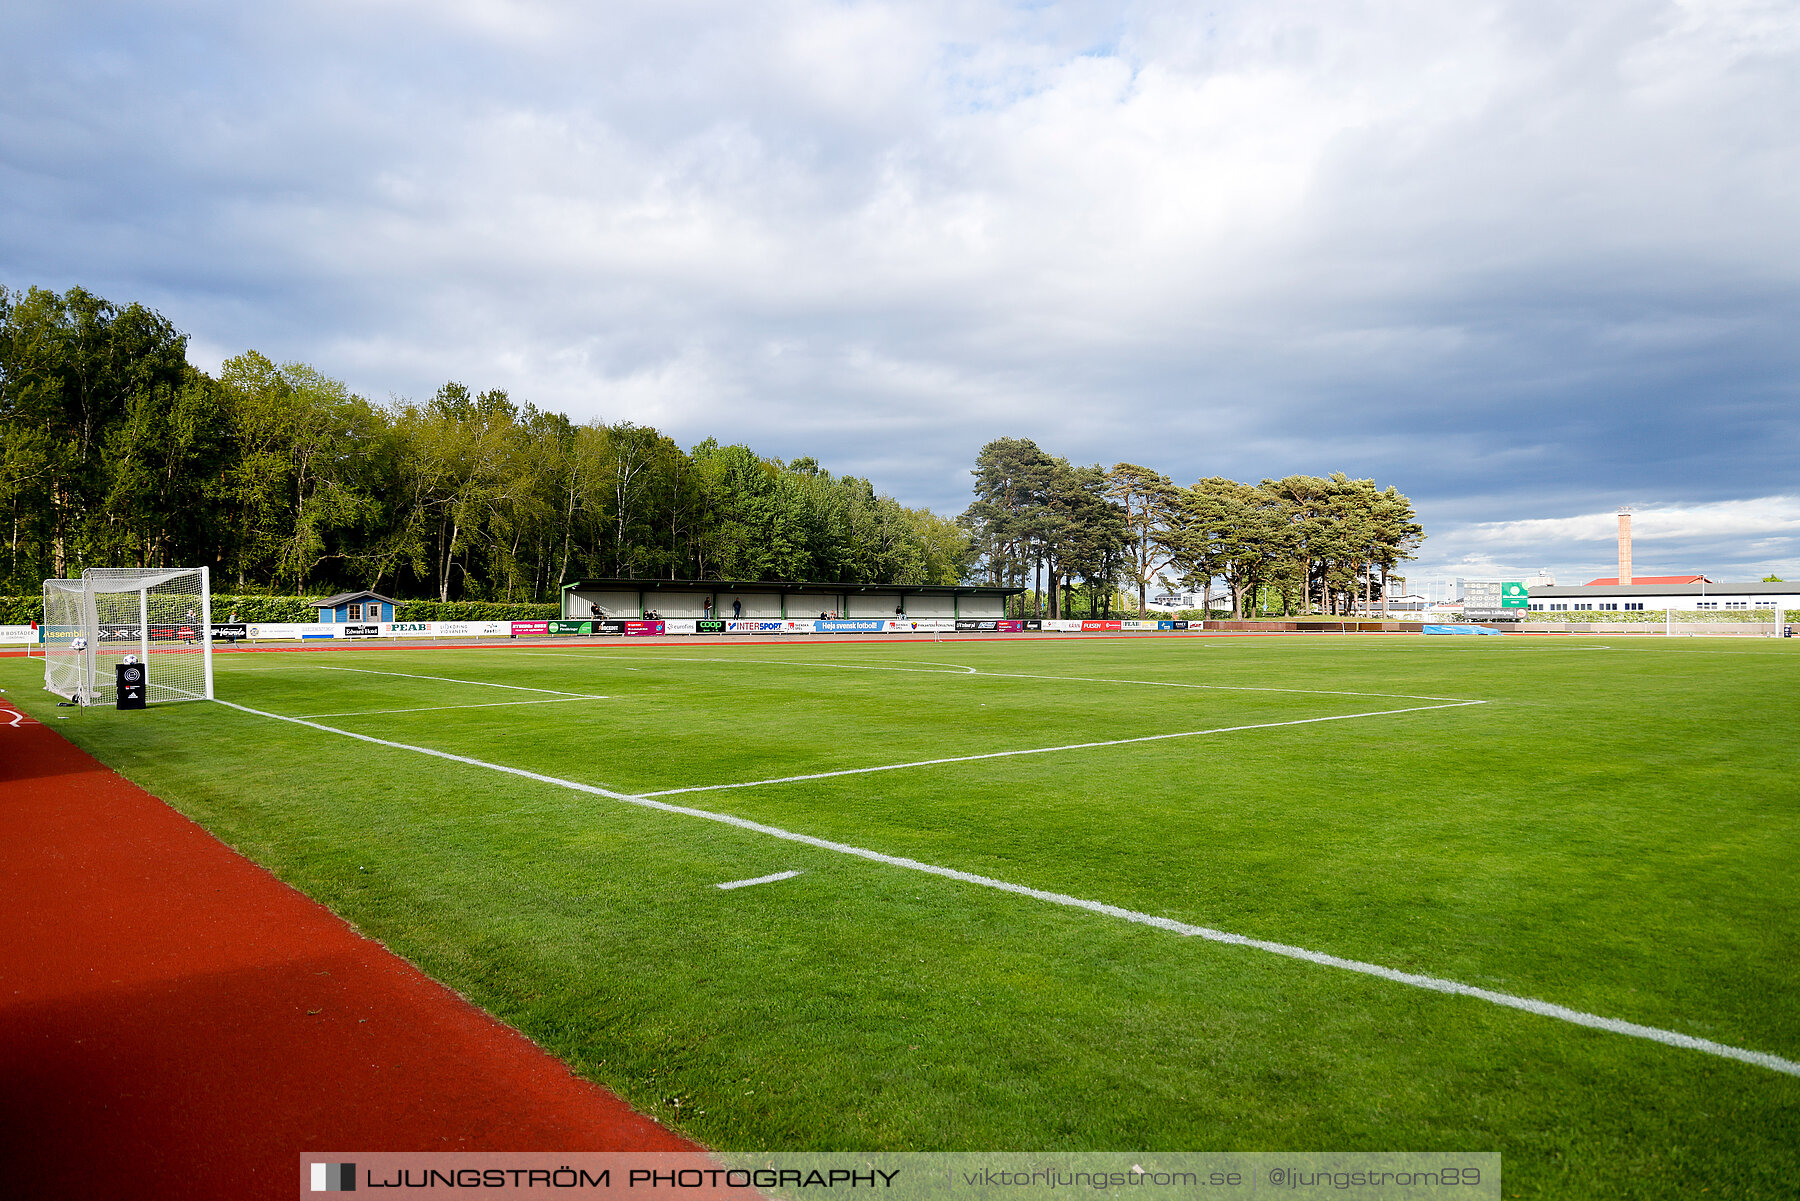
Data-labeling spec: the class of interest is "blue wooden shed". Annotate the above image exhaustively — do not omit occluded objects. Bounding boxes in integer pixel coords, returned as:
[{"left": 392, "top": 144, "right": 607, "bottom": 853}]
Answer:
[{"left": 313, "top": 591, "right": 398, "bottom": 624}]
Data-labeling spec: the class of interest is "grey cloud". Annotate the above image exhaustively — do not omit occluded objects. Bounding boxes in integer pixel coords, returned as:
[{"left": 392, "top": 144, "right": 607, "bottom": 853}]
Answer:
[{"left": 3, "top": 0, "right": 1795, "bottom": 583}]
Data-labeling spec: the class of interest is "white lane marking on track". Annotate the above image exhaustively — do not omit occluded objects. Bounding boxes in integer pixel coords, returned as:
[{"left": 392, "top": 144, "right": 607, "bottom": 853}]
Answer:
[
  {"left": 716, "top": 870, "right": 803, "bottom": 890},
  {"left": 295, "top": 696, "right": 609, "bottom": 719},
  {"left": 641, "top": 702, "right": 1487, "bottom": 798},
  {"left": 213, "top": 695, "right": 1800, "bottom": 1080},
  {"left": 316, "top": 665, "right": 604, "bottom": 698},
  {"left": 520, "top": 653, "right": 1472, "bottom": 702}
]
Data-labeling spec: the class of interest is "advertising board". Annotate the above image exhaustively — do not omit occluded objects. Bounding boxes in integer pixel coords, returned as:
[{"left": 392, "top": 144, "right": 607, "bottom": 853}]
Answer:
[
  {"left": 0, "top": 624, "right": 41, "bottom": 644},
  {"left": 211, "top": 623, "right": 247, "bottom": 642},
  {"left": 510, "top": 620, "right": 551, "bottom": 637},
  {"left": 815, "top": 620, "right": 887, "bottom": 633},
  {"left": 601, "top": 619, "right": 666, "bottom": 636},
  {"left": 695, "top": 620, "right": 725, "bottom": 634},
  {"left": 436, "top": 621, "right": 511, "bottom": 637},
  {"left": 1081, "top": 620, "right": 1123, "bottom": 631},
  {"left": 343, "top": 624, "right": 380, "bottom": 638},
  {"left": 384, "top": 621, "right": 434, "bottom": 637},
  {"left": 244, "top": 623, "right": 340, "bottom": 640},
  {"left": 550, "top": 620, "right": 592, "bottom": 636}
]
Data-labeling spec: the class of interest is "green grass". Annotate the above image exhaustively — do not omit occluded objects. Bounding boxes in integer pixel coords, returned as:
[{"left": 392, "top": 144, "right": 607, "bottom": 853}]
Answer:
[{"left": 6, "top": 635, "right": 1798, "bottom": 1198}]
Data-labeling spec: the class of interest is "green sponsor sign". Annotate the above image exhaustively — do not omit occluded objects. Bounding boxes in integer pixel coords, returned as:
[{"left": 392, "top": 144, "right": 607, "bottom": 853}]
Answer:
[
  {"left": 1501, "top": 581, "right": 1529, "bottom": 608},
  {"left": 549, "top": 619, "right": 592, "bottom": 635}
]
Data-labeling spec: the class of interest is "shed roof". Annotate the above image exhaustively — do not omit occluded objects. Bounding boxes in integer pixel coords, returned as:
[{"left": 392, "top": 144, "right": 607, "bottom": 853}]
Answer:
[
  {"left": 562, "top": 577, "right": 1022, "bottom": 597},
  {"left": 312, "top": 590, "right": 399, "bottom": 609}
]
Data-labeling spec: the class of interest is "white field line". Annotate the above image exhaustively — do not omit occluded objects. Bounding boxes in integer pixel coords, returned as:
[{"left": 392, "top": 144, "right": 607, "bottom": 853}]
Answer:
[
  {"left": 717, "top": 870, "right": 804, "bottom": 890},
  {"left": 641, "top": 702, "right": 1487, "bottom": 798},
  {"left": 316, "top": 665, "right": 604, "bottom": 698},
  {"left": 519, "top": 653, "right": 1474, "bottom": 703},
  {"left": 295, "top": 696, "right": 609, "bottom": 719},
  {"left": 212, "top": 696, "right": 1799, "bottom": 1079}
]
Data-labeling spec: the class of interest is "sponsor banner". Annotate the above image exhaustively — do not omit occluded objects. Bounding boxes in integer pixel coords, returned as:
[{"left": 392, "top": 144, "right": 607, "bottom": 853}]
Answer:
[
  {"left": 662, "top": 619, "right": 698, "bottom": 635},
  {"left": 510, "top": 620, "right": 551, "bottom": 637},
  {"left": 342, "top": 623, "right": 380, "bottom": 638},
  {"left": 1042, "top": 619, "right": 1083, "bottom": 632},
  {"left": 212, "top": 622, "right": 247, "bottom": 642},
  {"left": 437, "top": 620, "right": 510, "bottom": 637},
  {"left": 550, "top": 619, "right": 593, "bottom": 636},
  {"left": 1081, "top": 620, "right": 1123, "bottom": 631},
  {"left": 0, "top": 623, "right": 41, "bottom": 644},
  {"left": 1121, "top": 620, "right": 1157, "bottom": 631},
  {"left": 602, "top": 619, "right": 665, "bottom": 636},
  {"left": 382, "top": 621, "right": 435, "bottom": 637},
  {"left": 955, "top": 619, "right": 997, "bottom": 632},
  {"left": 1172, "top": 620, "right": 1189, "bottom": 630},
  {"left": 245, "top": 623, "right": 340, "bottom": 640},
  {"left": 1021, "top": 619, "right": 1042, "bottom": 631},
  {"left": 695, "top": 619, "right": 725, "bottom": 634},
  {"left": 881, "top": 618, "right": 955, "bottom": 633},
  {"left": 815, "top": 619, "right": 887, "bottom": 633},
  {"left": 102, "top": 621, "right": 206, "bottom": 641},
  {"left": 726, "top": 619, "right": 811, "bottom": 635}
]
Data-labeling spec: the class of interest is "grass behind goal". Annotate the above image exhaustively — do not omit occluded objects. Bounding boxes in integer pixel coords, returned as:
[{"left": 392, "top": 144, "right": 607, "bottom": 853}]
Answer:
[{"left": 4, "top": 635, "right": 1796, "bottom": 1200}]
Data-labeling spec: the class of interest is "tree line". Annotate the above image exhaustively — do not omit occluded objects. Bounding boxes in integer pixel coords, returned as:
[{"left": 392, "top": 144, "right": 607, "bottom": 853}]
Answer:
[
  {"left": 0, "top": 285, "right": 968, "bottom": 600},
  {"left": 959, "top": 438, "right": 1425, "bottom": 617},
  {"left": 2, "top": 286, "right": 1425, "bottom": 613}
]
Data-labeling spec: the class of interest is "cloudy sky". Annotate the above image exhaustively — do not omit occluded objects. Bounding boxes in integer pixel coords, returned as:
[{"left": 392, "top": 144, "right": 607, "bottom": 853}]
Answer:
[{"left": 4, "top": 0, "right": 1796, "bottom": 583}]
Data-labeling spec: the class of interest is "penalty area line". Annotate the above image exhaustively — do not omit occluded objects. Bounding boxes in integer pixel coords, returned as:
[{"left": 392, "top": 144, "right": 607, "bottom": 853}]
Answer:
[
  {"left": 294, "top": 695, "right": 610, "bottom": 719},
  {"left": 316, "top": 665, "right": 604, "bottom": 698},
  {"left": 641, "top": 701, "right": 1488, "bottom": 798},
  {"left": 210, "top": 697, "right": 1800, "bottom": 1081}
]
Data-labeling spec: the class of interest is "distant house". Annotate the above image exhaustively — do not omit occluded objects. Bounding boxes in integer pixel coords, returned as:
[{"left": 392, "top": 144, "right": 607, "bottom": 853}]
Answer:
[{"left": 312, "top": 591, "right": 398, "bottom": 624}]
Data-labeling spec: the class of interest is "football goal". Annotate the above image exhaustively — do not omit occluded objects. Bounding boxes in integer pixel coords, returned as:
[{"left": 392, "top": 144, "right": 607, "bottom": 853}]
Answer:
[{"left": 43, "top": 567, "right": 213, "bottom": 705}]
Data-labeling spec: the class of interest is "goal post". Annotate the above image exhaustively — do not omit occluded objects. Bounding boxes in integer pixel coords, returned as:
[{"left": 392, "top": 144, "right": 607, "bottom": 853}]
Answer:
[{"left": 42, "top": 567, "right": 213, "bottom": 705}]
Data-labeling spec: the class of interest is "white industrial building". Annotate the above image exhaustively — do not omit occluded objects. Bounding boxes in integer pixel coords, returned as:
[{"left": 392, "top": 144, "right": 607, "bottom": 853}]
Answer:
[
  {"left": 1525, "top": 580, "right": 1797, "bottom": 612},
  {"left": 1521, "top": 508, "right": 1796, "bottom": 612}
]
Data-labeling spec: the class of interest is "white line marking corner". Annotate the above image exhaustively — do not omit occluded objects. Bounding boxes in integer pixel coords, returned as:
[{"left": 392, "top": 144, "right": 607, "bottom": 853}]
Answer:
[{"left": 717, "top": 870, "right": 804, "bottom": 890}]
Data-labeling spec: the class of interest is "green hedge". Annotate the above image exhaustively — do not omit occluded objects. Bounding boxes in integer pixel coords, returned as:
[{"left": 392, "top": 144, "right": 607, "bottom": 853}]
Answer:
[
  {"left": 392, "top": 600, "right": 560, "bottom": 622},
  {"left": 0, "top": 594, "right": 564, "bottom": 624}
]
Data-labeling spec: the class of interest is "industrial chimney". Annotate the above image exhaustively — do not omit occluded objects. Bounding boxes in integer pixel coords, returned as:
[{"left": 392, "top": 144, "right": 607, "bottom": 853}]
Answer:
[{"left": 1617, "top": 508, "right": 1633, "bottom": 585}]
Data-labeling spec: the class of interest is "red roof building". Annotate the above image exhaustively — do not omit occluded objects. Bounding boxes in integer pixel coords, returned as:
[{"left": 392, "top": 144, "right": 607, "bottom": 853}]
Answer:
[{"left": 1584, "top": 575, "right": 1711, "bottom": 586}]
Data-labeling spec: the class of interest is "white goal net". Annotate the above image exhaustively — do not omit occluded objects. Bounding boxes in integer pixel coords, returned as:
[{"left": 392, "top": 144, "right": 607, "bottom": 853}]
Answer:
[{"left": 42, "top": 567, "right": 213, "bottom": 704}]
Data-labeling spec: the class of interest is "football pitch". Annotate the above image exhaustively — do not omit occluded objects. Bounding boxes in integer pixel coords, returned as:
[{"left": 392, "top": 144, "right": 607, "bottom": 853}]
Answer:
[{"left": 5, "top": 635, "right": 1797, "bottom": 1198}]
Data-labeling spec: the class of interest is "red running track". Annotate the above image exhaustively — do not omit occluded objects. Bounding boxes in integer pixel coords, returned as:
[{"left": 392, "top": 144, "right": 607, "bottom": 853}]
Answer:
[{"left": 0, "top": 699, "right": 695, "bottom": 1201}]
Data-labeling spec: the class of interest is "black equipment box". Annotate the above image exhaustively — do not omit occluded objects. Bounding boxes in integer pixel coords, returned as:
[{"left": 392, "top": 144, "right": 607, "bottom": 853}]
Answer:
[{"left": 116, "top": 662, "right": 147, "bottom": 709}]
